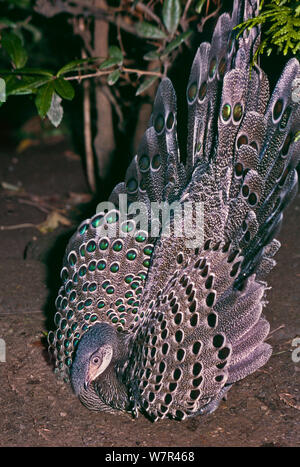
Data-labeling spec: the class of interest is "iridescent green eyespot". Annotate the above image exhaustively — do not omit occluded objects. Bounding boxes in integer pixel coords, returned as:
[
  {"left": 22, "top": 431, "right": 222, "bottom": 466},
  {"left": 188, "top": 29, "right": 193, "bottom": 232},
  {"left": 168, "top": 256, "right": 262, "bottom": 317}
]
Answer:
[
  {"left": 127, "top": 250, "right": 137, "bottom": 261},
  {"left": 233, "top": 103, "right": 243, "bottom": 122},
  {"left": 79, "top": 224, "right": 88, "bottom": 235},
  {"left": 79, "top": 265, "right": 87, "bottom": 277},
  {"left": 110, "top": 263, "right": 119, "bottom": 273},
  {"left": 97, "top": 260, "right": 106, "bottom": 271},
  {"left": 126, "top": 178, "right": 138, "bottom": 194},
  {"left": 106, "top": 211, "right": 119, "bottom": 224},
  {"left": 88, "top": 260, "right": 96, "bottom": 272},
  {"left": 154, "top": 114, "right": 164, "bottom": 133},
  {"left": 125, "top": 275, "right": 133, "bottom": 284},
  {"left": 209, "top": 57, "right": 217, "bottom": 78},
  {"left": 135, "top": 232, "right": 147, "bottom": 243},
  {"left": 122, "top": 221, "right": 134, "bottom": 233},
  {"left": 69, "top": 291, "right": 76, "bottom": 302},
  {"left": 99, "top": 238, "right": 109, "bottom": 250},
  {"left": 166, "top": 112, "right": 174, "bottom": 130},
  {"left": 61, "top": 268, "right": 69, "bottom": 282},
  {"left": 60, "top": 319, "right": 67, "bottom": 330},
  {"left": 222, "top": 103, "right": 231, "bottom": 121},
  {"left": 67, "top": 310, "right": 74, "bottom": 320},
  {"left": 139, "top": 155, "right": 150, "bottom": 172},
  {"left": 187, "top": 82, "right": 197, "bottom": 102},
  {"left": 113, "top": 240, "right": 123, "bottom": 252},
  {"left": 152, "top": 154, "right": 161, "bottom": 170},
  {"left": 87, "top": 240, "right": 96, "bottom": 253},
  {"left": 57, "top": 329, "right": 62, "bottom": 340},
  {"left": 102, "top": 280, "right": 110, "bottom": 289},
  {"left": 143, "top": 245, "right": 153, "bottom": 256},
  {"left": 88, "top": 283, "right": 97, "bottom": 292},
  {"left": 68, "top": 252, "right": 77, "bottom": 267},
  {"left": 273, "top": 98, "right": 283, "bottom": 121},
  {"left": 198, "top": 81, "right": 207, "bottom": 101},
  {"left": 91, "top": 215, "right": 104, "bottom": 228}
]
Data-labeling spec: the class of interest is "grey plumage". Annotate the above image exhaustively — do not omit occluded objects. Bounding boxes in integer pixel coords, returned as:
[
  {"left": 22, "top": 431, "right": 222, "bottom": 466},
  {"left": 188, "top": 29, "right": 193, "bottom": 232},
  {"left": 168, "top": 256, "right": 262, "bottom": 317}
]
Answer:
[{"left": 48, "top": 0, "right": 300, "bottom": 421}]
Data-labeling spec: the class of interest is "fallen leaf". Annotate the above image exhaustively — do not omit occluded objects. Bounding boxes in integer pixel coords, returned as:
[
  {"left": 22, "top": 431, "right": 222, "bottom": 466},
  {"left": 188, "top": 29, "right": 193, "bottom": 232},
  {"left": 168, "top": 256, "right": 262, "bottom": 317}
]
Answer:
[
  {"left": 37, "top": 210, "right": 71, "bottom": 233},
  {"left": 16, "top": 138, "right": 38, "bottom": 154},
  {"left": 1, "top": 181, "right": 22, "bottom": 192},
  {"left": 68, "top": 191, "right": 92, "bottom": 205}
]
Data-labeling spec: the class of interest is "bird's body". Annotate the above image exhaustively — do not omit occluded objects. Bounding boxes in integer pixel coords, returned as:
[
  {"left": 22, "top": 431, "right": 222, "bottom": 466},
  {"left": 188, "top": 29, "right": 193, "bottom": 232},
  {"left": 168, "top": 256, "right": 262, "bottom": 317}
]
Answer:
[{"left": 48, "top": 0, "right": 300, "bottom": 421}]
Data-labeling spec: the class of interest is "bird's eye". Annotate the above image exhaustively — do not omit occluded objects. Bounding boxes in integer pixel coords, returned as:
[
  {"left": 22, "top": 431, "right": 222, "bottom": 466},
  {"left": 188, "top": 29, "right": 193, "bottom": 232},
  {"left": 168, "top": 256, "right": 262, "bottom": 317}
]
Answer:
[{"left": 92, "top": 357, "right": 100, "bottom": 365}]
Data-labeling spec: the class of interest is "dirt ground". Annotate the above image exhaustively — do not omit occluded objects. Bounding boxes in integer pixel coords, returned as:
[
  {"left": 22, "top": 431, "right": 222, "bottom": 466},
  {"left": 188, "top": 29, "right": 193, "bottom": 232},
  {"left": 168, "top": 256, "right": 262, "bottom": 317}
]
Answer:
[{"left": 0, "top": 137, "right": 299, "bottom": 447}]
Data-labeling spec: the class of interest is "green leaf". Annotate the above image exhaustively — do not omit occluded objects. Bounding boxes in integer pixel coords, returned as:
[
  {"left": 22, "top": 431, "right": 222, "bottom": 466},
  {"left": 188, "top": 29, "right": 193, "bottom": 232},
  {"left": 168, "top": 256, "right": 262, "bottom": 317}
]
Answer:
[
  {"left": 0, "top": 67, "right": 53, "bottom": 77},
  {"left": 54, "top": 78, "right": 75, "bottom": 100},
  {"left": 99, "top": 57, "right": 122, "bottom": 70},
  {"left": 161, "top": 30, "right": 192, "bottom": 57},
  {"left": 57, "top": 58, "right": 99, "bottom": 76},
  {"left": 136, "top": 74, "right": 159, "bottom": 96},
  {"left": 35, "top": 81, "right": 55, "bottom": 118},
  {"left": 108, "top": 46, "right": 123, "bottom": 65},
  {"left": 195, "top": 0, "right": 207, "bottom": 14},
  {"left": 162, "top": 0, "right": 181, "bottom": 35},
  {"left": 143, "top": 50, "right": 160, "bottom": 61},
  {"left": 20, "top": 22, "right": 42, "bottom": 42},
  {"left": 107, "top": 69, "right": 121, "bottom": 86},
  {"left": 1, "top": 31, "right": 28, "bottom": 68},
  {"left": 0, "top": 78, "right": 6, "bottom": 102},
  {"left": 135, "top": 22, "right": 167, "bottom": 39},
  {"left": 47, "top": 92, "right": 63, "bottom": 128},
  {"left": 99, "top": 46, "right": 123, "bottom": 70},
  {"left": 5, "top": 76, "right": 50, "bottom": 95}
]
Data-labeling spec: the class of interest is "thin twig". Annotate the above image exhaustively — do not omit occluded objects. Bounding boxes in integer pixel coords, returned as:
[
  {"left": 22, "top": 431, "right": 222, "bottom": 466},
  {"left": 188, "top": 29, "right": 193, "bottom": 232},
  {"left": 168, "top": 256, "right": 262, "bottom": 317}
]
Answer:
[
  {"left": 0, "top": 223, "right": 37, "bottom": 230},
  {"left": 181, "top": 0, "right": 193, "bottom": 26},
  {"left": 197, "top": 4, "right": 222, "bottom": 33},
  {"left": 266, "top": 324, "right": 285, "bottom": 340},
  {"left": 64, "top": 67, "right": 163, "bottom": 82},
  {"left": 136, "top": 2, "right": 162, "bottom": 26},
  {"left": 122, "top": 67, "right": 163, "bottom": 77},
  {"left": 64, "top": 70, "right": 112, "bottom": 81},
  {"left": 17, "top": 198, "right": 51, "bottom": 214}
]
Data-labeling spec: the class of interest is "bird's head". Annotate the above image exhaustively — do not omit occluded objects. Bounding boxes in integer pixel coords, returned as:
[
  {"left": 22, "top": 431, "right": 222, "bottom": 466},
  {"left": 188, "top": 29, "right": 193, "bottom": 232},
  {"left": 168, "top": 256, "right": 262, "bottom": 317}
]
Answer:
[{"left": 70, "top": 322, "right": 125, "bottom": 397}]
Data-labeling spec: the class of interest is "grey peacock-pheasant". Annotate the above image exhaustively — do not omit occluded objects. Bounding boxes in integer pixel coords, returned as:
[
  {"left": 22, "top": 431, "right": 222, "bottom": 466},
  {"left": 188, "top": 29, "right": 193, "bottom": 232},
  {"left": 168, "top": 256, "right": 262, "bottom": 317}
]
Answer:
[{"left": 48, "top": 0, "right": 300, "bottom": 421}]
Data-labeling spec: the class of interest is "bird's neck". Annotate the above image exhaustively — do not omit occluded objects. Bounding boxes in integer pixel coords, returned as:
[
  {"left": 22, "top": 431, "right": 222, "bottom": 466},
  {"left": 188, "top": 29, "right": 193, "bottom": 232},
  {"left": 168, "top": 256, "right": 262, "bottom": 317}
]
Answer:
[{"left": 94, "top": 364, "right": 130, "bottom": 412}]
